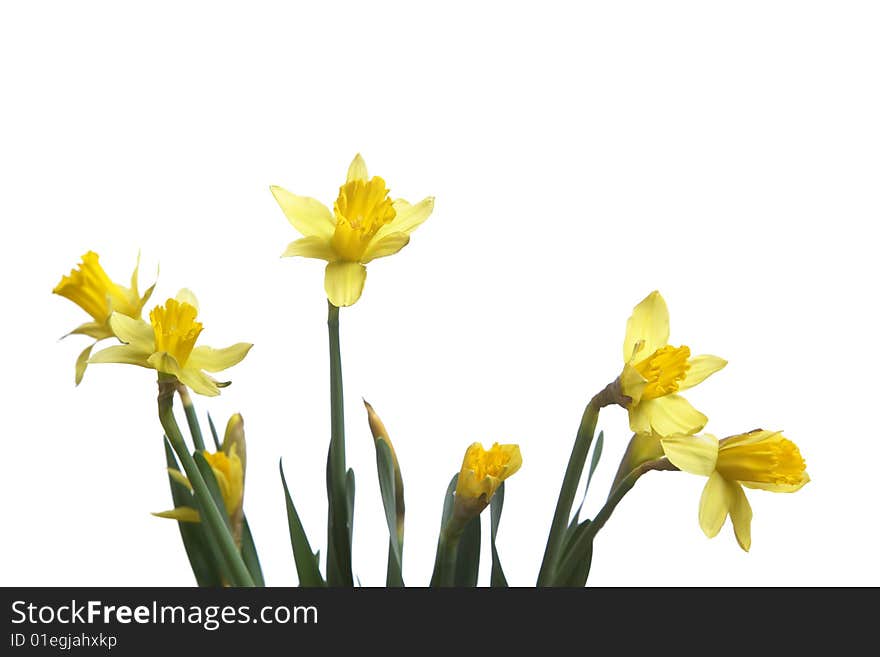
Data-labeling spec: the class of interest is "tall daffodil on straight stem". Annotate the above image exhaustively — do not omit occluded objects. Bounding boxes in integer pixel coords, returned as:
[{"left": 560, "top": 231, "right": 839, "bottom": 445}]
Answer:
[
  {"left": 661, "top": 430, "right": 810, "bottom": 551},
  {"left": 53, "top": 251, "right": 155, "bottom": 384},
  {"left": 270, "top": 154, "right": 434, "bottom": 307},
  {"left": 89, "top": 290, "right": 252, "bottom": 396},
  {"left": 619, "top": 291, "right": 727, "bottom": 435}
]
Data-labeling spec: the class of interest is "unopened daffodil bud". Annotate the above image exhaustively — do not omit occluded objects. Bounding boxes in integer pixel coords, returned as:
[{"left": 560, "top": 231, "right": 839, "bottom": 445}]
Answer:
[
  {"left": 364, "top": 400, "right": 405, "bottom": 542},
  {"left": 451, "top": 442, "right": 522, "bottom": 529}
]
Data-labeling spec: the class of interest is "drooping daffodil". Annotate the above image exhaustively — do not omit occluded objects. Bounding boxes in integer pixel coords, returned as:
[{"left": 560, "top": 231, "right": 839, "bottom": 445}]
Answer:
[
  {"left": 89, "top": 290, "right": 251, "bottom": 396},
  {"left": 619, "top": 291, "right": 727, "bottom": 435},
  {"left": 661, "top": 430, "right": 810, "bottom": 551},
  {"left": 270, "top": 154, "right": 434, "bottom": 307},
  {"left": 53, "top": 251, "right": 156, "bottom": 384}
]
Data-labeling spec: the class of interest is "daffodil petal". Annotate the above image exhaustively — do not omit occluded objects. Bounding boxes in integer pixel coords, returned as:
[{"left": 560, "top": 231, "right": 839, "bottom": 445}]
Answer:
[
  {"left": 153, "top": 507, "right": 201, "bottom": 522},
  {"left": 175, "top": 288, "right": 199, "bottom": 311},
  {"left": 109, "top": 313, "right": 154, "bottom": 352},
  {"left": 282, "top": 235, "right": 337, "bottom": 260},
  {"left": 324, "top": 262, "right": 367, "bottom": 307},
  {"left": 729, "top": 482, "right": 752, "bottom": 551},
  {"left": 167, "top": 468, "right": 192, "bottom": 491},
  {"left": 699, "top": 471, "right": 732, "bottom": 538},
  {"left": 89, "top": 344, "right": 151, "bottom": 367},
  {"left": 270, "top": 185, "right": 336, "bottom": 239},
  {"left": 361, "top": 231, "right": 410, "bottom": 263},
  {"left": 381, "top": 197, "right": 435, "bottom": 237},
  {"left": 741, "top": 473, "right": 810, "bottom": 493},
  {"left": 178, "top": 367, "right": 221, "bottom": 397},
  {"left": 66, "top": 321, "right": 113, "bottom": 340},
  {"left": 500, "top": 445, "right": 523, "bottom": 479},
  {"left": 679, "top": 355, "right": 728, "bottom": 391},
  {"left": 661, "top": 433, "right": 719, "bottom": 476},
  {"left": 346, "top": 154, "right": 369, "bottom": 182},
  {"left": 74, "top": 342, "right": 95, "bottom": 385},
  {"left": 631, "top": 394, "right": 708, "bottom": 436},
  {"left": 188, "top": 343, "right": 252, "bottom": 373},
  {"left": 147, "top": 351, "right": 182, "bottom": 377},
  {"left": 619, "top": 363, "right": 647, "bottom": 406},
  {"left": 623, "top": 290, "right": 670, "bottom": 364}
]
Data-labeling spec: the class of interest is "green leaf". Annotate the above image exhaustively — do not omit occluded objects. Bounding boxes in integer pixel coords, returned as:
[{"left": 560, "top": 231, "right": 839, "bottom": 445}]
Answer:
[
  {"left": 430, "top": 474, "right": 459, "bottom": 586},
  {"left": 181, "top": 394, "right": 205, "bottom": 451},
  {"left": 571, "top": 431, "right": 604, "bottom": 528},
  {"left": 453, "top": 515, "right": 481, "bottom": 587},
  {"left": 240, "top": 517, "right": 264, "bottom": 587},
  {"left": 207, "top": 412, "right": 221, "bottom": 450},
  {"left": 279, "top": 460, "right": 325, "bottom": 587},
  {"left": 555, "top": 519, "right": 594, "bottom": 587},
  {"left": 490, "top": 482, "right": 508, "bottom": 587},
  {"left": 163, "top": 438, "right": 224, "bottom": 587},
  {"left": 375, "top": 439, "right": 404, "bottom": 586},
  {"left": 345, "top": 468, "right": 355, "bottom": 550}
]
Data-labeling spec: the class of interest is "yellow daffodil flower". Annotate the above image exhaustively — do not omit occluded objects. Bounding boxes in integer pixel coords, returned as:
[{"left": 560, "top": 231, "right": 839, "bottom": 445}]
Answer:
[
  {"left": 619, "top": 291, "right": 727, "bottom": 435},
  {"left": 270, "top": 154, "right": 434, "bottom": 307},
  {"left": 53, "top": 251, "right": 155, "bottom": 384},
  {"left": 661, "top": 430, "right": 810, "bottom": 551},
  {"left": 89, "top": 290, "right": 252, "bottom": 396},
  {"left": 454, "top": 442, "right": 522, "bottom": 518},
  {"left": 155, "top": 446, "right": 245, "bottom": 530}
]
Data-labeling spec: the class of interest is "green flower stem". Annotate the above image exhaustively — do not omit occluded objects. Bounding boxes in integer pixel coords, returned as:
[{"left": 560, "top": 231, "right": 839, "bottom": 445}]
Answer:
[
  {"left": 537, "top": 380, "right": 621, "bottom": 586},
  {"left": 177, "top": 384, "right": 205, "bottom": 452},
  {"left": 326, "top": 302, "right": 353, "bottom": 586},
  {"left": 566, "top": 458, "right": 677, "bottom": 571},
  {"left": 157, "top": 376, "right": 255, "bottom": 587}
]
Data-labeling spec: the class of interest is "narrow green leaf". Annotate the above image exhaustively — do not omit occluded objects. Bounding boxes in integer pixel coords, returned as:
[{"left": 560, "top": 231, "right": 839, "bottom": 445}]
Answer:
[
  {"left": 430, "top": 474, "right": 459, "bottom": 586},
  {"left": 489, "top": 482, "right": 508, "bottom": 587},
  {"left": 453, "top": 515, "right": 481, "bottom": 587},
  {"left": 240, "top": 517, "right": 264, "bottom": 587},
  {"left": 163, "top": 438, "right": 223, "bottom": 587},
  {"left": 345, "top": 468, "right": 355, "bottom": 550},
  {"left": 376, "top": 440, "right": 404, "bottom": 586},
  {"left": 555, "top": 519, "right": 594, "bottom": 587},
  {"left": 571, "top": 431, "right": 605, "bottom": 528},
  {"left": 207, "top": 412, "right": 221, "bottom": 450},
  {"left": 280, "top": 460, "right": 325, "bottom": 587}
]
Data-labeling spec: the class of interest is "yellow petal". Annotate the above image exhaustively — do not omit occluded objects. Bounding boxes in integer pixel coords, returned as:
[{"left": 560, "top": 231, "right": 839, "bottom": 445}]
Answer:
[
  {"left": 324, "top": 261, "right": 367, "bottom": 307},
  {"left": 66, "top": 321, "right": 114, "bottom": 340},
  {"left": 74, "top": 342, "right": 96, "bottom": 385},
  {"left": 380, "top": 197, "right": 435, "bottom": 237},
  {"left": 187, "top": 343, "right": 253, "bottom": 372},
  {"left": 109, "top": 313, "right": 154, "bottom": 352},
  {"left": 728, "top": 482, "right": 752, "bottom": 551},
  {"left": 661, "top": 433, "right": 719, "bottom": 476},
  {"left": 167, "top": 468, "right": 192, "bottom": 491},
  {"left": 500, "top": 444, "right": 523, "bottom": 479},
  {"left": 346, "top": 153, "right": 369, "bottom": 182},
  {"left": 178, "top": 367, "right": 222, "bottom": 397},
  {"left": 152, "top": 507, "right": 201, "bottom": 523},
  {"left": 679, "top": 355, "right": 727, "bottom": 391},
  {"left": 89, "top": 344, "right": 151, "bottom": 367},
  {"left": 699, "top": 471, "right": 732, "bottom": 538},
  {"left": 147, "top": 351, "right": 182, "bottom": 376},
  {"left": 361, "top": 231, "right": 410, "bottom": 263},
  {"left": 281, "top": 235, "right": 336, "bottom": 260},
  {"left": 619, "top": 363, "right": 648, "bottom": 406},
  {"left": 629, "top": 394, "right": 707, "bottom": 436},
  {"left": 623, "top": 290, "right": 670, "bottom": 364},
  {"left": 740, "top": 474, "right": 810, "bottom": 493},
  {"left": 270, "top": 185, "right": 336, "bottom": 239},
  {"left": 175, "top": 288, "right": 199, "bottom": 311}
]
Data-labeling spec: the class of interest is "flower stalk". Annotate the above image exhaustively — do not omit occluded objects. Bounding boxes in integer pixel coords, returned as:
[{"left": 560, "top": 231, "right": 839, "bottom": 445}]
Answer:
[{"left": 157, "top": 375, "right": 254, "bottom": 587}]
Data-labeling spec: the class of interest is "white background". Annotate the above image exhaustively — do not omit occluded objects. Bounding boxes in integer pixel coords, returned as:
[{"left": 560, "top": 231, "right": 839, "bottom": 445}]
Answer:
[{"left": 2, "top": 1, "right": 877, "bottom": 587}]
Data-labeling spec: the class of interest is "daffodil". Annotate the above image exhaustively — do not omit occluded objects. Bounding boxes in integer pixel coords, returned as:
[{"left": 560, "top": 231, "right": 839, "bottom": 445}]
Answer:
[
  {"left": 619, "top": 291, "right": 727, "bottom": 435},
  {"left": 53, "top": 251, "right": 155, "bottom": 384},
  {"left": 155, "top": 446, "right": 245, "bottom": 531},
  {"left": 270, "top": 154, "right": 434, "bottom": 307},
  {"left": 454, "top": 442, "right": 522, "bottom": 518},
  {"left": 89, "top": 290, "right": 252, "bottom": 396},
  {"left": 661, "top": 430, "right": 810, "bottom": 551}
]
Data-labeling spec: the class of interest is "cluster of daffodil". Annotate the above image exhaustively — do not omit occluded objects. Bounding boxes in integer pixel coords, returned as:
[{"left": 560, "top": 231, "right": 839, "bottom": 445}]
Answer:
[{"left": 53, "top": 154, "right": 808, "bottom": 587}]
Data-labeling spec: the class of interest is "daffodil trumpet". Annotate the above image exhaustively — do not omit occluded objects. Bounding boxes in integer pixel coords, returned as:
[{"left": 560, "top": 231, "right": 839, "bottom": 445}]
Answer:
[{"left": 156, "top": 376, "right": 255, "bottom": 587}]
